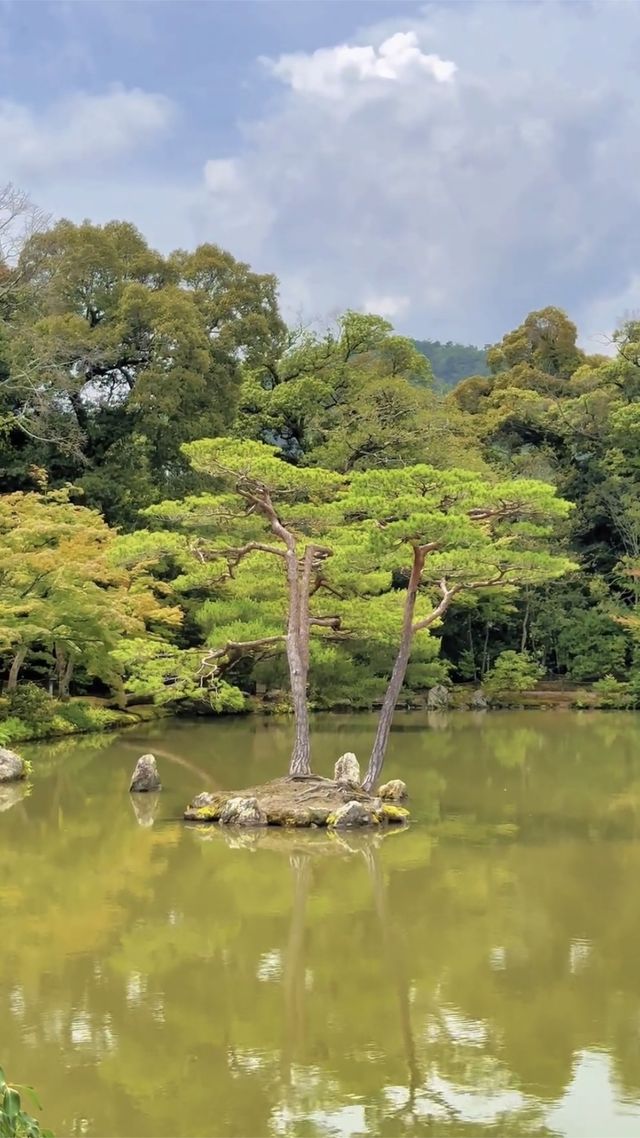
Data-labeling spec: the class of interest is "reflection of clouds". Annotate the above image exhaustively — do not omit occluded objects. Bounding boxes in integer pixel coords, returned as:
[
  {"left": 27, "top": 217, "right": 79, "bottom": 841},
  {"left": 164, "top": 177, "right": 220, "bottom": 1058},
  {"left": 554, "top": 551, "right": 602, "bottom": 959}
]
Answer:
[
  {"left": 229, "top": 1050, "right": 264, "bottom": 1075},
  {"left": 125, "top": 971, "right": 147, "bottom": 1006},
  {"left": 257, "top": 949, "right": 282, "bottom": 982},
  {"left": 384, "top": 1083, "right": 448, "bottom": 1121},
  {"left": 68, "top": 1010, "right": 116, "bottom": 1055},
  {"left": 569, "top": 939, "right": 592, "bottom": 974},
  {"left": 9, "top": 984, "right": 25, "bottom": 1017},
  {"left": 427, "top": 1072, "right": 525, "bottom": 1124},
  {"left": 548, "top": 1050, "right": 640, "bottom": 1138},
  {"left": 439, "top": 1008, "right": 487, "bottom": 1046},
  {"left": 489, "top": 945, "right": 507, "bottom": 971},
  {"left": 273, "top": 1101, "right": 367, "bottom": 1137}
]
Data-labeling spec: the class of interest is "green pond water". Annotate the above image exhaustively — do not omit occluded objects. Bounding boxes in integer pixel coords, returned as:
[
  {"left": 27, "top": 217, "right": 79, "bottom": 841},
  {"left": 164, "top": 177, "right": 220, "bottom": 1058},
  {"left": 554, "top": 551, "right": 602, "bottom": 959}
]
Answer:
[{"left": 2, "top": 710, "right": 640, "bottom": 1137}]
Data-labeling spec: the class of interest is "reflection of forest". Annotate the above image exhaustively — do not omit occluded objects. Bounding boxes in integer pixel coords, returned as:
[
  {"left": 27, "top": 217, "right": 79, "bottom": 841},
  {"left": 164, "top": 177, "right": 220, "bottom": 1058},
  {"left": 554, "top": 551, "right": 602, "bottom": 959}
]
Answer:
[{"left": 2, "top": 713, "right": 640, "bottom": 1135}]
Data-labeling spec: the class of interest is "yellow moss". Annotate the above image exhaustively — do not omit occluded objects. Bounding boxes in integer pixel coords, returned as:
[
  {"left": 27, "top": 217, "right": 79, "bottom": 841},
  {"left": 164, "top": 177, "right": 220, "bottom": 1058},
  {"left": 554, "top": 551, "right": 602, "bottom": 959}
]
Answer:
[
  {"left": 186, "top": 805, "right": 220, "bottom": 821},
  {"left": 378, "top": 804, "right": 410, "bottom": 824}
]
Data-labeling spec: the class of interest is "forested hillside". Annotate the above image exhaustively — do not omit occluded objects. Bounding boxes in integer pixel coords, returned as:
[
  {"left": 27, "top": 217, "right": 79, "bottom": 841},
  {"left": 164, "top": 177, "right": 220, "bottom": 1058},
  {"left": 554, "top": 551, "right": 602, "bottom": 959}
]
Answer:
[
  {"left": 413, "top": 338, "right": 489, "bottom": 388},
  {"left": 1, "top": 184, "right": 639, "bottom": 740}
]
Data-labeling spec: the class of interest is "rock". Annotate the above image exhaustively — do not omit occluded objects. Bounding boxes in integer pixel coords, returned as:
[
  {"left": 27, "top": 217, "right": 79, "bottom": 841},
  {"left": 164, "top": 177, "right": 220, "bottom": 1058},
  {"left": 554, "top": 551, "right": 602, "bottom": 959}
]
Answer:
[
  {"left": 0, "top": 747, "right": 26, "bottom": 783},
  {"left": 219, "top": 796, "right": 267, "bottom": 826},
  {"left": 327, "top": 800, "right": 375, "bottom": 828},
  {"left": 378, "top": 803, "right": 410, "bottom": 824},
  {"left": 129, "top": 754, "right": 161, "bottom": 793},
  {"left": 427, "top": 684, "right": 450, "bottom": 711},
  {"left": 191, "top": 791, "right": 216, "bottom": 809},
  {"left": 334, "top": 752, "right": 361, "bottom": 785},
  {"left": 378, "top": 779, "right": 408, "bottom": 801},
  {"left": 469, "top": 688, "right": 488, "bottom": 710}
]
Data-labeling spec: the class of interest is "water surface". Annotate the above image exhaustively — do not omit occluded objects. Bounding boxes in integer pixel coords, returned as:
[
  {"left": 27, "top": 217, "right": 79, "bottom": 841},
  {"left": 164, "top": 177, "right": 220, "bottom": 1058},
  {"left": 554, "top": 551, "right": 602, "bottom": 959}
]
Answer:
[{"left": 2, "top": 711, "right": 640, "bottom": 1137}]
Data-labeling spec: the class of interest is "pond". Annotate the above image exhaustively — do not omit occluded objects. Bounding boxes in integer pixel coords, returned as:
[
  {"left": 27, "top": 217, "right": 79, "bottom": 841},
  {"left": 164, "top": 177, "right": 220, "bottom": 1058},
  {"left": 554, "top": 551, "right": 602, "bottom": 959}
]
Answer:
[{"left": 2, "top": 710, "right": 640, "bottom": 1137}]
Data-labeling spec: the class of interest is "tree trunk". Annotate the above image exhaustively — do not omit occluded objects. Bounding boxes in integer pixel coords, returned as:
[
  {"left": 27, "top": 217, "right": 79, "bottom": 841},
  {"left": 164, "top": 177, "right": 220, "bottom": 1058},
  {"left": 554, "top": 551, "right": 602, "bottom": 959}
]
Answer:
[
  {"left": 481, "top": 622, "right": 491, "bottom": 677},
  {"left": 55, "top": 644, "right": 74, "bottom": 701},
  {"left": 286, "top": 548, "right": 312, "bottom": 776},
  {"left": 362, "top": 548, "right": 425, "bottom": 792},
  {"left": 7, "top": 645, "right": 27, "bottom": 691},
  {"left": 520, "top": 594, "right": 530, "bottom": 653}
]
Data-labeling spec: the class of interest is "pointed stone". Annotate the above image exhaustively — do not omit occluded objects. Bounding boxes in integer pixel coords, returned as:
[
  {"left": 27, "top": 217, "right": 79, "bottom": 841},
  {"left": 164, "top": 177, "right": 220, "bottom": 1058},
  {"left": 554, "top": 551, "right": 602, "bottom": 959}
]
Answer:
[
  {"left": 427, "top": 684, "right": 450, "bottom": 710},
  {"left": 129, "top": 754, "right": 161, "bottom": 793},
  {"left": 334, "top": 752, "right": 360, "bottom": 785}
]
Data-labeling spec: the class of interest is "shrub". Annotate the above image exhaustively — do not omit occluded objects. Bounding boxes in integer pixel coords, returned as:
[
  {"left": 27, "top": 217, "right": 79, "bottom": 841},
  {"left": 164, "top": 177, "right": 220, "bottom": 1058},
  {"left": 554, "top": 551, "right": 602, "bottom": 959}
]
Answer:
[
  {"left": 0, "top": 718, "right": 32, "bottom": 746},
  {"left": 55, "top": 702, "right": 122, "bottom": 732},
  {"left": 593, "top": 674, "right": 632, "bottom": 709},
  {"left": 485, "top": 651, "right": 544, "bottom": 696},
  {"left": 6, "top": 685, "right": 56, "bottom": 730},
  {"left": 0, "top": 1064, "right": 52, "bottom": 1137}
]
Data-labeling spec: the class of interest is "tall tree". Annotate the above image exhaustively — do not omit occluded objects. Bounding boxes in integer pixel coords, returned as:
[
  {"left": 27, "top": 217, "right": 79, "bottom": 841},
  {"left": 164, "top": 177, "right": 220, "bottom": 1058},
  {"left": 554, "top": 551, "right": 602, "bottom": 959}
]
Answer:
[
  {"left": 152, "top": 439, "right": 346, "bottom": 774},
  {"left": 238, "top": 311, "right": 445, "bottom": 470},
  {"left": 2, "top": 220, "right": 286, "bottom": 522},
  {"left": 340, "top": 467, "right": 574, "bottom": 789},
  {"left": 158, "top": 439, "right": 572, "bottom": 786}
]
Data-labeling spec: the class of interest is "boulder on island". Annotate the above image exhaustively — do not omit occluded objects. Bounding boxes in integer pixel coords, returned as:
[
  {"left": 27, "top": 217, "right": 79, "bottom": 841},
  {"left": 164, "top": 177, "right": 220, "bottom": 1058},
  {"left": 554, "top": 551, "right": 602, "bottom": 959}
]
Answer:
[
  {"left": 378, "top": 779, "right": 408, "bottom": 801},
  {"left": 129, "top": 754, "right": 161, "bottom": 793},
  {"left": 0, "top": 746, "right": 27, "bottom": 783},
  {"left": 334, "top": 752, "right": 361, "bottom": 785},
  {"left": 191, "top": 791, "right": 216, "bottom": 809},
  {"left": 327, "top": 800, "right": 375, "bottom": 828},
  {"left": 427, "top": 684, "right": 450, "bottom": 711},
  {"left": 219, "top": 796, "right": 267, "bottom": 826}
]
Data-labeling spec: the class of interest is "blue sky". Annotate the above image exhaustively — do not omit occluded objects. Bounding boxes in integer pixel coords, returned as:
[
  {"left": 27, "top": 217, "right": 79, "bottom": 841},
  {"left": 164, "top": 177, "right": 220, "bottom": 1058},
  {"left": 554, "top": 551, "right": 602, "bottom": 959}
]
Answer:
[{"left": 1, "top": 0, "right": 639, "bottom": 348}]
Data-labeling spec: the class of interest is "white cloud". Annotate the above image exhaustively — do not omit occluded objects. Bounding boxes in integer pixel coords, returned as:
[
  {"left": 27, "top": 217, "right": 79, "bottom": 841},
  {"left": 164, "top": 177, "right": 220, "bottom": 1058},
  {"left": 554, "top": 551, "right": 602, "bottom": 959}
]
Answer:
[
  {"left": 0, "top": 85, "right": 175, "bottom": 179},
  {"left": 197, "top": 5, "right": 640, "bottom": 344},
  {"left": 204, "top": 158, "right": 243, "bottom": 194},
  {"left": 263, "top": 31, "right": 456, "bottom": 99},
  {"left": 363, "top": 294, "right": 410, "bottom": 319}
]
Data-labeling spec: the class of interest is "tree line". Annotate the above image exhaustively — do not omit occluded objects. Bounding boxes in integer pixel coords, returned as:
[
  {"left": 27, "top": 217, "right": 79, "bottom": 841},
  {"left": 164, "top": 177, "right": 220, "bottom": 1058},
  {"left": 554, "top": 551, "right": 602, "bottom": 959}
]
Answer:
[{"left": 1, "top": 183, "right": 639, "bottom": 759}]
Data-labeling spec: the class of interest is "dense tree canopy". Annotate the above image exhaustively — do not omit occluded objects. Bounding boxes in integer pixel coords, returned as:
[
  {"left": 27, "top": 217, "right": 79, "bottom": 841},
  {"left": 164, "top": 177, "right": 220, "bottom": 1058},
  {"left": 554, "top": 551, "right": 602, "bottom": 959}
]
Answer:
[
  {"left": 1, "top": 218, "right": 285, "bottom": 523},
  {"left": 0, "top": 195, "right": 636, "bottom": 744}
]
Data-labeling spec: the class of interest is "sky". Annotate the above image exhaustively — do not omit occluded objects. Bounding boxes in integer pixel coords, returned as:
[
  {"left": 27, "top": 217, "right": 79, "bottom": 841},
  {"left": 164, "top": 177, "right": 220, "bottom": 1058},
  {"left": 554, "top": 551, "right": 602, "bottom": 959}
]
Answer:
[{"left": 1, "top": 0, "right": 640, "bottom": 349}]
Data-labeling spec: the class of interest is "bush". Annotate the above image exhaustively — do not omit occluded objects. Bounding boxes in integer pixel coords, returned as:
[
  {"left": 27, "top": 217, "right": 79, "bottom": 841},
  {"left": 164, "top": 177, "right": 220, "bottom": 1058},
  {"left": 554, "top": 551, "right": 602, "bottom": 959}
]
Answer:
[
  {"left": 55, "top": 702, "right": 122, "bottom": 732},
  {"left": 593, "top": 674, "right": 632, "bottom": 709},
  {"left": 0, "top": 717, "right": 32, "bottom": 746},
  {"left": 6, "top": 684, "right": 55, "bottom": 730},
  {"left": 0, "top": 1064, "right": 52, "bottom": 1137},
  {"left": 485, "top": 651, "right": 544, "bottom": 696}
]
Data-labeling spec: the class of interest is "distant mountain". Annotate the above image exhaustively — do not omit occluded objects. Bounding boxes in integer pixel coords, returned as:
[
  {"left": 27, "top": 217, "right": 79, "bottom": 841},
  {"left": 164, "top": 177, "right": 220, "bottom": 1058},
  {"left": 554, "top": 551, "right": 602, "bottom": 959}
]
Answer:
[{"left": 413, "top": 339, "right": 489, "bottom": 389}]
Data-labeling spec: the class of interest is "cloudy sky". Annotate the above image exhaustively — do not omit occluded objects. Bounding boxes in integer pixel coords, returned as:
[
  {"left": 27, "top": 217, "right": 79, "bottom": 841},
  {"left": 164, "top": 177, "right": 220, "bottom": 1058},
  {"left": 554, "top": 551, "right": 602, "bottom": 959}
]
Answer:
[{"left": 1, "top": 0, "right": 639, "bottom": 347}]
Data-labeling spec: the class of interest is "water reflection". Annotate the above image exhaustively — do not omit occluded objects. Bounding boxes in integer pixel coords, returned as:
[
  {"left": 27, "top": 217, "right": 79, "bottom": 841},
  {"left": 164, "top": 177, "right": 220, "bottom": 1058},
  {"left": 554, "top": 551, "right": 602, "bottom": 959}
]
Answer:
[
  {"left": 129, "top": 791, "right": 161, "bottom": 829},
  {"left": 0, "top": 780, "right": 30, "bottom": 813},
  {"left": 2, "top": 711, "right": 640, "bottom": 1136}
]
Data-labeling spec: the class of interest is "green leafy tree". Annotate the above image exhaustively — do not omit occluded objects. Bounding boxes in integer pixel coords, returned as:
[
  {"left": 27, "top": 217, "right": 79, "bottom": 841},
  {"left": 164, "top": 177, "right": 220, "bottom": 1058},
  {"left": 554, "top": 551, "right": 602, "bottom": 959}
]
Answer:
[
  {"left": 151, "top": 439, "right": 346, "bottom": 774},
  {"left": 0, "top": 488, "right": 181, "bottom": 699},
  {"left": 238, "top": 311, "right": 441, "bottom": 470},
  {"left": 338, "top": 467, "right": 574, "bottom": 788},
  {"left": 484, "top": 650, "right": 544, "bottom": 695},
  {"left": 2, "top": 220, "right": 285, "bottom": 522}
]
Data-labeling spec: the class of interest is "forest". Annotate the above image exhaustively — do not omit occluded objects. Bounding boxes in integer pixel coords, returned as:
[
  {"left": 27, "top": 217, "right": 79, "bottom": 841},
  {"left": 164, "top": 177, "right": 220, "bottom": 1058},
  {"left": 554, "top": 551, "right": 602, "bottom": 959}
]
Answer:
[{"left": 1, "top": 182, "right": 640, "bottom": 744}]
